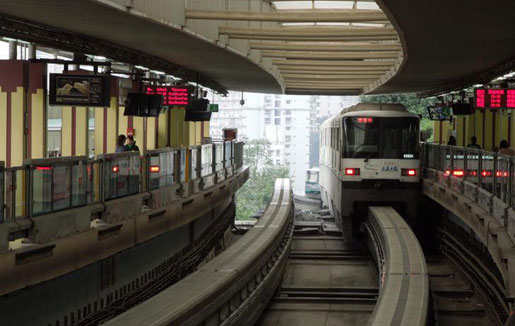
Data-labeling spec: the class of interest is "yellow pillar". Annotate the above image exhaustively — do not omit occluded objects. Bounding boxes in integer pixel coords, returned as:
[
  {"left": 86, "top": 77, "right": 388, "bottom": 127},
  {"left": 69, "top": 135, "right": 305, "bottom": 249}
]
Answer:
[
  {"left": 94, "top": 96, "right": 119, "bottom": 155},
  {"left": 106, "top": 97, "right": 118, "bottom": 153},
  {"left": 484, "top": 110, "right": 493, "bottom": 151},
  {"left": 94, "top": 107, "right": 105, "bottom": 155},
  {"left": 188, "top": 122, "right": 196, "bottom": 146},
  {"left": 203, "top": 121, "right": 210, "bottom": 140},
  {"left": 195, "top": 122, "right": 202, "bottom": 146},
  {"left": 75, "top": 106, "right": 88, "bottom": 156},
  {"left": 61, "top": 107, "right": 73, "bottom": 156},
  {"left": 498, "top": 110, "right": 509, "bottom": 148},
  {"left": 158, "top": 110, "right": 169, "bottom": 148},
  {"left": 30, "top": 89, "right": 46, "bottom": 158},
  {"left": 133, "top": 116, "right": 144, "bottom": 150},
  {"left": 169, "top": 109, "right": 178, "bottom": 147},
  {"left": 118, "top": 106, "right": 128, "bottom": 137},
  {"left": 146, "top": 117, "right": 157, "bottom": 151},
  {"left": 0, "top": 88, "right": 6, "bottom": 163}
]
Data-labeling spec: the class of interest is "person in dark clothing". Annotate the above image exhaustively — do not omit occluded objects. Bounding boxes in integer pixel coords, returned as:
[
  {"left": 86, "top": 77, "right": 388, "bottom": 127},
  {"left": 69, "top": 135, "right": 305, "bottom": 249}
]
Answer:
[
  {"left": 466, "top": 136, "right": 481, "bottom": 150},
  {"left": 116, "top": 134, "right": 128, "bottom": 153},
  {"left": 126, "top": 135, "right": 140, "bottom": 152},
  {"left": 447, "top": 135, "right": 456, "bottom": 146}
]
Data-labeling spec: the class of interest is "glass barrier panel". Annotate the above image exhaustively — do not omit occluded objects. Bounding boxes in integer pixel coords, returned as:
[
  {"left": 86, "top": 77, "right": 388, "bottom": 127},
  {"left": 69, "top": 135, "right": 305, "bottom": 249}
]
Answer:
[
  {"left": 72, "top": 162, "right": 87, "bottom": 207},
  {"left": 117, "top": 157, "right": 129, "bottom": 197},
  {"left": 104, "top": 160, "right": 117, "bottom": 200},
  {"left": 15, "top": 169, "right": 26, "bottom": 218},
  {"left": 165, "top": 151, "right": 174, "bottom": 186},
  {"left": 215, "top": 143, "right": 223, "bottom": 172},
  {"left": 89, "top": 161, "right": 102, "bottom": 203},
  {"left": 129, "top": 155, "right": 141, "bottom": 195},
  {"left": 52, "top": 164, "right": 71, "bottom": 211},
  {"left": 190, "top": 148, "right": 198, "bottom": 181},
  {"left": 201, "top": 145, "right": 213, "bottom": 177},
  {"left": 465, "top": 149, "right": 480, "bottom": 185},
  {"left": 0, "top": 167, "right": 3, "bottom": 222},
  {"left": 180, "top": 149, "right": 186, "bottom": 183},
  {"left": 480, "top": 152, "right": 495, "bottom": 192},
  {"left": 224, "top": 142, "right": 231, "bottom": 168},
  {"left": 495, "top": 155, "right": 509, "bottom": 203},
  {"left": 149, "top": 155, "right": 160, "bottom": 190},
  {"left": 5, "top": 171, "right": 14, "bottom": 219},
  {"left": 32, "top": 166, "right": 52, "bottom": 216}
]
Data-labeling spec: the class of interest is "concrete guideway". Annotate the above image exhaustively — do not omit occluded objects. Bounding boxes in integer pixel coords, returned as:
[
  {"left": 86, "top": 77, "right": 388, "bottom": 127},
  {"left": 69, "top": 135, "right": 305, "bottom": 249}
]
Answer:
[{"left": 105, "top": 181, "right": 429, "bottom": 326}]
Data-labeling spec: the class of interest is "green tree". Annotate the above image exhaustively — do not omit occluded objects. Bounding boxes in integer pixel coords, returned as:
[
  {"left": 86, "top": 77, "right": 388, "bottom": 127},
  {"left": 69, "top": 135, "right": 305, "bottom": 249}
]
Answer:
[
  {"left": 236, "top": 139, "right": 290, "bottom": 220},
  {"left": 360, "top": 93, "right": 436, "bottom": 140}
]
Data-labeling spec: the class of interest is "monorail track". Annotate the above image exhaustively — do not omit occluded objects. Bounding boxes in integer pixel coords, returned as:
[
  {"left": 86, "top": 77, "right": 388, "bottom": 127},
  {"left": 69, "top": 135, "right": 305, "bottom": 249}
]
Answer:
[{"left": 257, "top": 235, "right": 378, "bottom": 325}]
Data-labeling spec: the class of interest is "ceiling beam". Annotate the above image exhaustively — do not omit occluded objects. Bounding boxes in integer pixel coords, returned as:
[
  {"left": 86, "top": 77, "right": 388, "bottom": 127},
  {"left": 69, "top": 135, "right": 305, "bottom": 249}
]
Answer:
[
  {"left": 273, "top": 59, "right": 396, "bottom": 67},
  {"left": 283, "top": 74, "right": 380, "bottom": 80},
  {"left": 218, "top": 26, "right": 398, "bottom": 40},
  {"left": 250, "top": 41, "right": 401, "bottom": 52},
  {"left": 277, "top": 66, "right": 389, "bottom": 73},
  {"left": 285, "top": 84, "right": 367, "bottom": 89},
  {"left": 186, "top": 9, "right": 387, "bottom": 22},
  {"left": 262, "top": 50, "right": 399, "bottom": 60},
  {"left": 278, "top": 69, "right": 385, "bottom": 75}
]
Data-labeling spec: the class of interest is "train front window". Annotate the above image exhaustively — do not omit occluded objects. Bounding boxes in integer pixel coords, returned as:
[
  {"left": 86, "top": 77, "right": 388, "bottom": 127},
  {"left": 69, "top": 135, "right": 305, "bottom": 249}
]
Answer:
[
  {"left": 343, "top": 117, "right": 419, "bottom": 159},
  {"left": 343, "top": 117, "right": 380, "bottom": 159}
]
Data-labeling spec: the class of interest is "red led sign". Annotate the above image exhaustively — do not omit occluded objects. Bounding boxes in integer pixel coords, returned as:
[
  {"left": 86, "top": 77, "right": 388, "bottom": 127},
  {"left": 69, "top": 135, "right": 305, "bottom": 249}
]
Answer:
[
  {"left": 146, "top": 86, "right": 190, "bottom": 106},
  {"left": 474, "top": 88, "right": 515, "bottom": 109}
]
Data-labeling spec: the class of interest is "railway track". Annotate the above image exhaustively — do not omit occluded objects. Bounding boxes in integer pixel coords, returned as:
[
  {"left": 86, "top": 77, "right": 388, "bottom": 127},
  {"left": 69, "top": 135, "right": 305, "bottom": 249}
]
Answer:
[{"left": 257, "top": 234, "right": 378, "bottom": 325}]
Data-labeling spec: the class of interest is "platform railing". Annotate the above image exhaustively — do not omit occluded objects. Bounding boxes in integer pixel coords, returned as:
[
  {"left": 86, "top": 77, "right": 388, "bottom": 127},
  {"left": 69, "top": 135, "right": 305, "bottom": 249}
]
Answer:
[
  {"left": 0, "top": 141, "right": 244, "bottom": 223},
  {"left": 423, "top": 143, "right": 514, "bottom": 209}
]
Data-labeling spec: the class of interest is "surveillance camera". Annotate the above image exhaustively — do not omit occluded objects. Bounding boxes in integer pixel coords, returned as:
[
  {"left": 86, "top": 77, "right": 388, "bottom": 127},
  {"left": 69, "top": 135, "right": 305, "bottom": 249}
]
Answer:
[{"left": 240, "top": 99, "right": 245, "bottom": 106}]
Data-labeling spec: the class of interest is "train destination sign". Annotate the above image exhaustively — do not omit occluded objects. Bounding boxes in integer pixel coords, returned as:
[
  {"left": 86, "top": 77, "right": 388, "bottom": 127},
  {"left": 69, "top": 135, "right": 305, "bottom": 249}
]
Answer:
[
  {"left": 474, "top": 88, "right": 515, "bottom": 109},
  {"left": 49, "top": 74, "right": 111, "bottom": 107},
  {"left": 146, "top": 86, "right": 190, "bottom": 106}
]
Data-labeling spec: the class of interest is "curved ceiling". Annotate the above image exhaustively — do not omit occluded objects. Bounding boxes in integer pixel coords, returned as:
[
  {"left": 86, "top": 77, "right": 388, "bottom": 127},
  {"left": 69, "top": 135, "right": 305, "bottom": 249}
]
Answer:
[
  {"left": 0, "top": 0, "right": 282, "bottom": 94},
  {"left": 374, "top": 0, "right": 515, "bottom": 95},
  {"left": 0, "top": 0, "right": 404, "bottom": 96}
]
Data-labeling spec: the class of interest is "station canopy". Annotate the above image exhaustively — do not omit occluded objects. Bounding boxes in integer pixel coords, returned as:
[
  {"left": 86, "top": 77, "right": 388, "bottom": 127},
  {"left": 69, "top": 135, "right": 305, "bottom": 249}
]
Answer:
[
  {"left": 256, "top": 0, "right": 402, "bottom": 95},
  {"left": 1, "top": 0, "right": 514, "bottom": 96}
]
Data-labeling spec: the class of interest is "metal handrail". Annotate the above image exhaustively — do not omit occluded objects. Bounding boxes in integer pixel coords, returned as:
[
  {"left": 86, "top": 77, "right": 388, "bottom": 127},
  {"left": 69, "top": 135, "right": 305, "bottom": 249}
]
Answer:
[
  {"left": 0, "top": 141, "right": 243, "bottom": 222},
  {"left": 423, "top": 143, "right": 514, "bottom": 209}
]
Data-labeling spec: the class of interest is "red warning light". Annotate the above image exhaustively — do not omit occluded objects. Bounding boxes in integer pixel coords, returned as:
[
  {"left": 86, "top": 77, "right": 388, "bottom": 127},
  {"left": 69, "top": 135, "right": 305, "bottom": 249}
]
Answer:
[
  {"left": 35, "top": 166, "right": 52, "bottom": 171},
  {"left": 150, "top": 165, "right": 160, "bottom": 173},
  {"left": 452, "top": 169, "right": 465, "bottom": 177},
  {"left": 356, "top": 117, "right": 373, "bottom": 123},
  {"left": 345, "top": 168, "right": 360, "bottom": 176},
  {"left": 112, "top": 165, "right": 120, "bottom": 173}
]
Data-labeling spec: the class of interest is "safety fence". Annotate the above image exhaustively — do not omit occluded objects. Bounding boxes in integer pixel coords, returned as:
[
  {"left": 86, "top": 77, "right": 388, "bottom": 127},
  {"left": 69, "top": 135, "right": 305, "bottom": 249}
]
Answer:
[
  {"left": 1, "top": 141, "right": 242, "bottom": 222},
  {"left": 423, "top": 143, "right": 513, "bottom": 208}
]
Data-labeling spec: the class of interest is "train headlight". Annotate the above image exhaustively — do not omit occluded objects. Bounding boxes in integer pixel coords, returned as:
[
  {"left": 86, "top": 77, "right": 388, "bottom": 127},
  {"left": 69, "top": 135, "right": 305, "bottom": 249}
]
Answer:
[
  {"left": 344, "top": 168, "right": 360, "bottom": 176},
  {"left": 401, "top": 168, "right": 417, "bottom": 176}
]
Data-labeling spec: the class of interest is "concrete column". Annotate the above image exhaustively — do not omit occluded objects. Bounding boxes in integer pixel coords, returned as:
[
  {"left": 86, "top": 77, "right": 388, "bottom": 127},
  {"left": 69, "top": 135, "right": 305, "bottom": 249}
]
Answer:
[
  {"left": 8, "top": 41, "right": 17, "bottom": 60},
  {"left": 28, "top": 44, "right": 36, "bottom": 60}
]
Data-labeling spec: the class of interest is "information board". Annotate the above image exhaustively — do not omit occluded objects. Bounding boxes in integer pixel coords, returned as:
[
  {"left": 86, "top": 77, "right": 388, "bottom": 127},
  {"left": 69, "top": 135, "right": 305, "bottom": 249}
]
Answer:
[
  {"left": 474, "top": 88, "right": 515, "bottom": 109},
  {"left": 49, "top": 74, "right": 111, "bottom": 107},
  {"left": 146, "top": 86, "right": 190, "bottom": 106}
]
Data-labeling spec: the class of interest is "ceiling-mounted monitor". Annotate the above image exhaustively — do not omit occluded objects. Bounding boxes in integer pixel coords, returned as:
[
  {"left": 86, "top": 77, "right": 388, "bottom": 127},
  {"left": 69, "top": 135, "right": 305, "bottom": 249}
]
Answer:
[
  {"left": 124, "top": 93, "right": 163, "bottom": 117},
  {"left": 49, "top": 74, "right": 111, "bottom": 107},
  {"left": 427, "top": 106, "right": 452, "bottom": 121}
]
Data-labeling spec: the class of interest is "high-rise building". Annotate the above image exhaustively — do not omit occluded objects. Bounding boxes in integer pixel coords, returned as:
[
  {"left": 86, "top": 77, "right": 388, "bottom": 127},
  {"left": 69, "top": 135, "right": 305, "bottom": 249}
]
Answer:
[{"left": 209, "top": 91, "right": 358, "bottom": 195}]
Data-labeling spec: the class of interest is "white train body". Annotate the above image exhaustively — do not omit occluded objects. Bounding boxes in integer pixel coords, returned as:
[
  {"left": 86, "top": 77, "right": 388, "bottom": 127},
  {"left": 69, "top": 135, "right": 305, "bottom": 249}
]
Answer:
[{"left": 319, "top": 103, "right": 420, "bottom": 238}]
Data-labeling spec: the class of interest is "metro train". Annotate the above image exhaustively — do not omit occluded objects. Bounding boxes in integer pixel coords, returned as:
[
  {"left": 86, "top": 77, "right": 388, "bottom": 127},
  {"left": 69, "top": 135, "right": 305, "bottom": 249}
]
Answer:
[{"left": 319, "top": 103, "right": 420, "bottom": 238}]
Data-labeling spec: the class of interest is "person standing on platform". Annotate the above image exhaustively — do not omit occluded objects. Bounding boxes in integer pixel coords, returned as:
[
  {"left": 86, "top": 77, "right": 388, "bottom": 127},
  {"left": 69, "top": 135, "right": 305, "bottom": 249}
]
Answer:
[
  {"left": 126, "top": 135, "right": 140, "bottom": 152},
  {"left": 499, "top": 140, "right": 515, "bottom": 156},
  {"left": 447, "top": 135, "right": 457, "bottom": 146},
  {"left": 467, "top": 136, "right": 481, "bottom": 150},
  {"left": 116, "top": 134, "right": 128, "bottom": 153}
]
